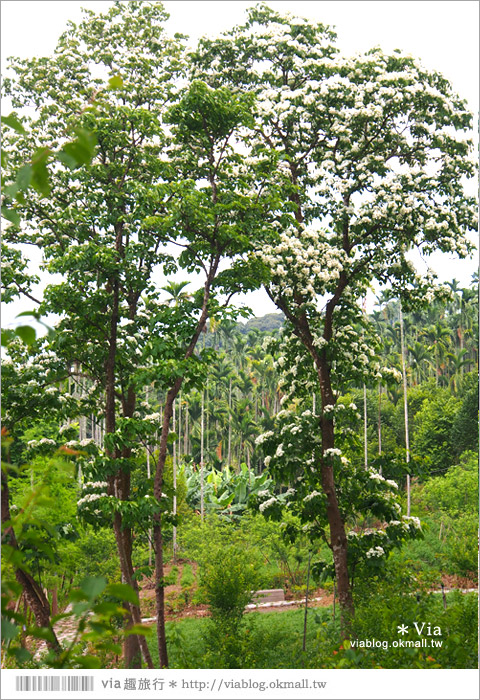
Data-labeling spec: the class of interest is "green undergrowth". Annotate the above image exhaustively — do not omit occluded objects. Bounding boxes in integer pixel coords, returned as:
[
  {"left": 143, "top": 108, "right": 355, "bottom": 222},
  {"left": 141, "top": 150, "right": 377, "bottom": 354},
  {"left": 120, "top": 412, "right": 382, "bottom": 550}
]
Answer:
[{"left": 149, "top": 589, "right": 477, "bottom": 669}]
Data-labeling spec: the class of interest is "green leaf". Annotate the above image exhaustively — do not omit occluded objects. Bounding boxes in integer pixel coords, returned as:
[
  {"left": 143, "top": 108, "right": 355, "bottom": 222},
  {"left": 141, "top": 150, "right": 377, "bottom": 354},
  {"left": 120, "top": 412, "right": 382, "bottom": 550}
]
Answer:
[
  {"left": 105, "top": 583, "right": 139, "bottom": 605},
  {"left": 108, "top": 75, "right": 124, "bottom": 90},
  {"left": 31, "top": 148, "right": 51, "bottom": 197},
  {"left": 9, "top": 646, "right": 31, "bottom": 664},
  {"left": 80, "top": 576, "right": 107, "bottom": 600},
  {"left": 1, "top": 617, "right": 19, "bottom": 642},
  {"left": 1, "top": 329, "right": 16, "bottom": 347},
  {"left": 73, "top": 655, "right": 102, "bottom": 669},
  {"left": 59, "top": 128, "right": 97, "bottom": 169},
  {"left": 56, "top": 150, "right": 78, "bottom": 170},
  {"left": 1, "top": 206, "right": 20, "bottom": 225},
  {"left": 72, "top": 602, "right": 90, "bottom": 616},
  {"left": 15, "top": 310, "right": 41, "bottom": 319},
  {"left": 14, "top": 325, "right": 36, "bottom": 346},
  {"left": 16, "top": 164, "right": 32, "bottom": 191},
  {"left": 125, "top": 624, "right": 152, "bottom": 636},
  {"left": 1, "top": 113, "right": 26, "bottom": 134},
  {"left": 28, "top": 626, "right": 55, "bottom": 642}
]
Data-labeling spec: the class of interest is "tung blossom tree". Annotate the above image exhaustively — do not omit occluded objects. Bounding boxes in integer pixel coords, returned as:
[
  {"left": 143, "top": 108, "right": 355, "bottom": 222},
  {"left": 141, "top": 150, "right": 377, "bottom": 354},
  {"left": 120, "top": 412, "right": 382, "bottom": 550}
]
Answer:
[{"left": 192, "top": 4, "right": 477, "bottom": 628}]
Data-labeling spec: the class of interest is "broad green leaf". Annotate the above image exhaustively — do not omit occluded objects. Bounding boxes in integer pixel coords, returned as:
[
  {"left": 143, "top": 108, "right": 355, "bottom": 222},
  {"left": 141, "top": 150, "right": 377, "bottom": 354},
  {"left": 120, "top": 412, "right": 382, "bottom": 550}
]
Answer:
[
  {"left": 16, "top": 310, "right": 41, "bottom": 319},
  {"left": 1, "top": 113, "right": 26, "bottom": 134},
  {"left": 73, "top": 655, "right": 102, "bottom": 669},
  {"left": 14, "top": 325, "right": 36, "bottom": 346},
  {"left": 9, "top": 647, "right": 31, "bottom": 664},
  {"left": 16, "top": 164, "right": 32, "bottom": 191},
  {"left": 27, "top": 626, "right": 55, "bottom": 642},
  {"left": 80, "top": 576, "right": 107, "bottom": 600},
  {"left": 108, "top": 75, "right": 124, "bottom": 90},
  {"left": 56, "top": 150, "right": 78, "bottom": 170},
  {"left": 1, "top": 617, "right": 19, "bottom": 642},
  {"left": 72, "top": 602, "right": 90, "bottom": 616},
  {"left": 125, "top": 624, "right": 152, "bottom": 636},
  {"left": 1, "top": 206, "right": 20, "bottom": 225},
  {"left": 1, "top": 329, "right": 16, "bottom": 346},
  {"left": 59, "top": 128, "right": 97, "bottom": 168},
  {"left": 31, "top": 148, "right": 51, "bottom": 197},
  {"left": 105, "top": 583, "right": 139, "bottom": 605}
]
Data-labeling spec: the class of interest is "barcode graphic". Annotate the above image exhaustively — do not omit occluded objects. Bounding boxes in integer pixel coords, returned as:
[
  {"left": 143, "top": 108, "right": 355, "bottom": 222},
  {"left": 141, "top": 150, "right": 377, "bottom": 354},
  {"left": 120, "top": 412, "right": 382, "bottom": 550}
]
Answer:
[{"left": 15, "top": 676, "right": 94, "bottom": 692}]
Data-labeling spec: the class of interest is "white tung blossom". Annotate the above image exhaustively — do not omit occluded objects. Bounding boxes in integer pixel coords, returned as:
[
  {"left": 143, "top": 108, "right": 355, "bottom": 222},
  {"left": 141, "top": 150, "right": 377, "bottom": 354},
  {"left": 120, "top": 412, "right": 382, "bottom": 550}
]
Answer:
[
  {"left": 402, "top": 515, "right": 422, "bottom": 529},
  {"left": 324, "top": 447, "right": 342, "bottom": 457},
  {"left": 303, "top": 490, "right": 321, "bottom": 502},
  {"left": 366, "top": 546, "right": 385, "bottom": 558},
  {"left": 77, "top": 492, "right": 106, "bottom": 507},
  {"left": 255, "top": 430, "right": 274, "bottom": 445},
  {"left": 259, "top": 497, "right": 277, "bottom": 513}
]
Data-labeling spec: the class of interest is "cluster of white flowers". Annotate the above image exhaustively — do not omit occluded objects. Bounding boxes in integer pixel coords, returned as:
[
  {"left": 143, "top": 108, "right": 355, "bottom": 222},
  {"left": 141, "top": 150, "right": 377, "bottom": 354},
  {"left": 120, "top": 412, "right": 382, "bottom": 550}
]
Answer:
[
  {"left": 263, "top": 455, "right": 272, "bottom": 467},
  {"left": 385, "top": 479, "right": 398, "bottom": 489},
  {"left": 303, "top": 490, "right": 321, "bottom": 502},
  {"left": 65, "top": 438, "right": 96, "bottom": 448},
  {"left": 259, "top": 497, "right": 278, "bottom": 513},
  {"left": 255, "top": 430, "right": 274, "bottom": 446},
  {"left": 381, "top": 367, "right": 402, "bottom": 382},
  {"left": 275, "top": 443, "right": 285, "bottom": 457},
  {"left": 402, "top": 515, "right": 422, "bottom": 530},
  {"left": 82, "top": 481, "right": 108, "bottom": 490},
  {"left": 144, "top": 412, "right": 161, "bottom": 422},
  {"left": 77, "top": 492, "right": 106, "bottom": 507},
  {"left": 366, "top": 546, "right": 385, "bottom": 558},
  {"left": 257, "top": 224, "right": 346, "bottom": 306},
  {"left": 369, "top": 471, "right": 385, "bottom": 484},
  {"left": 323, "top": 447, "right": 342, "bottom": 457},
  {"left": 27, "top": 438, "right": 56, "bottom": 448}
]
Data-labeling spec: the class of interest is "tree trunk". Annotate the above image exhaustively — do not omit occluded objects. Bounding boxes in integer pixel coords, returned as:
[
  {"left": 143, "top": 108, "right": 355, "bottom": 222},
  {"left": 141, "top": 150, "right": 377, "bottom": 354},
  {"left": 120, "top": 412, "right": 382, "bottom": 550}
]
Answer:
[
  {"left": 103, "top": 274, "right": 152, "bottom": 668},
  {"left": 152, "top": 260, "right": 219, "bottom": 669},
  {"left": 319, "top": 407, "right": 354, "bottom": 632},
  {"left": 200, "top": 390, "right": 205, "bottom": 520},
  {"left": 153, "top": 378, "right": 183, "bottom": 669},
  {"left": 227, "top": 377, "right": 232, "bottom": 465},
  {"left": 399, "top": 304, "right": 411, "bottom": 516}
]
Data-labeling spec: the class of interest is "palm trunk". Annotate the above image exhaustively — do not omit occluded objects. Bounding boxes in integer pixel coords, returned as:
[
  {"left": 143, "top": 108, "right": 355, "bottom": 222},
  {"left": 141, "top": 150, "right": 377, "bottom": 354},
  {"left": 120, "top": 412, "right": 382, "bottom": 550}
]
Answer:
[
  {"left": 200, "top": 390, "right": 205, "bottom": 520},
  {"left": 363, "top": 383, "right": 368, "bottom": 470},
  {"left": 227, "top": 377, "right": 232, "bottom": 465},
  {"left": 378, "top": 383, "right": 382, "bottom": 467},
  {"left": 399, "top": 304, "right": 411, "bottom": 516}
]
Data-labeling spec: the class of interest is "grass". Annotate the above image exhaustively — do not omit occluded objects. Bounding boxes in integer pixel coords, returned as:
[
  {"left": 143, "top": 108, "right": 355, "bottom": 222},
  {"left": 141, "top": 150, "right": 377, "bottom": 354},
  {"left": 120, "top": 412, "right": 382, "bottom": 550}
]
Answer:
[{"left": 148, "top": 605, "right": 335, "bottom": 669}]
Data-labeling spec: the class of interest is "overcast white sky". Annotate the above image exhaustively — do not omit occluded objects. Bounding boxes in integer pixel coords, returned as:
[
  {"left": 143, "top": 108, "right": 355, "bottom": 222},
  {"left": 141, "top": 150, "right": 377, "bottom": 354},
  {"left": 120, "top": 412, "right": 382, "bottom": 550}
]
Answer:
[{"left": 1, "top": 0, "right": 479, "bottom": 326}]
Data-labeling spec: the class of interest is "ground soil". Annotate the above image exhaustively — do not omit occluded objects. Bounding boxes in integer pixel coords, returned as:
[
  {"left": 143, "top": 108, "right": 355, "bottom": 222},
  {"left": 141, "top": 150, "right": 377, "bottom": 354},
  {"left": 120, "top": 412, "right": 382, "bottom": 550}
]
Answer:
[{"left": 138, "top": 560, "right": 336, "bottom": 622}]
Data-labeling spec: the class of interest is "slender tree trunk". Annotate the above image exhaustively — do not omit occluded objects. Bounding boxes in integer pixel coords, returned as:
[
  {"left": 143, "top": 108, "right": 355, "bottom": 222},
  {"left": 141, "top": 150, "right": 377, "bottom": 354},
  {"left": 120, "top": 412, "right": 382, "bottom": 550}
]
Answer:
[
  {"left": 184, "top": 399, "right": 189, "bottom": 455},
  {"left": 399, "top": 304, "right": 411, "bottom": 516},
  {"left": 172, "top": 399, "right": 177, "bottom": 562},
  {"left": 103, "top": 273, "right": 150, "bottom": 668},
  {"left": 363, "top": 383, "right": 368, "bottom": 470},
  {"left": 200, "top": 390, "right": 205, "bottom": 521},
  {"left": 152, "top": 261, "right": 219, "bottom": 669},
  {"left": 378, "top": 383, "right": 382, "bottom": 472},
  {"left": 227, "top": 377, "right": 232, "bottom": 465}
]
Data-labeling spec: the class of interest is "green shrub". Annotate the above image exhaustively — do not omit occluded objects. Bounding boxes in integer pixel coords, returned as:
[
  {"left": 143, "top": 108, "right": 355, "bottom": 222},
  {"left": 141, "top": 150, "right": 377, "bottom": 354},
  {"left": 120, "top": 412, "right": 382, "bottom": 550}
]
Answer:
[{"left": 199, "top": 544, "right": 260, "bottom": 668}]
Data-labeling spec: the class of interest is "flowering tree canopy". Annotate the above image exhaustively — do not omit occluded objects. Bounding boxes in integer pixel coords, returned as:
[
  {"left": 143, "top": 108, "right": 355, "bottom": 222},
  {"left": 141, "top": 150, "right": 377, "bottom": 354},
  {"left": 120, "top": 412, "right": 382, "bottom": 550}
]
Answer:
[{"left": 191, "top": 3, "right": 477, "bottom": 627}]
